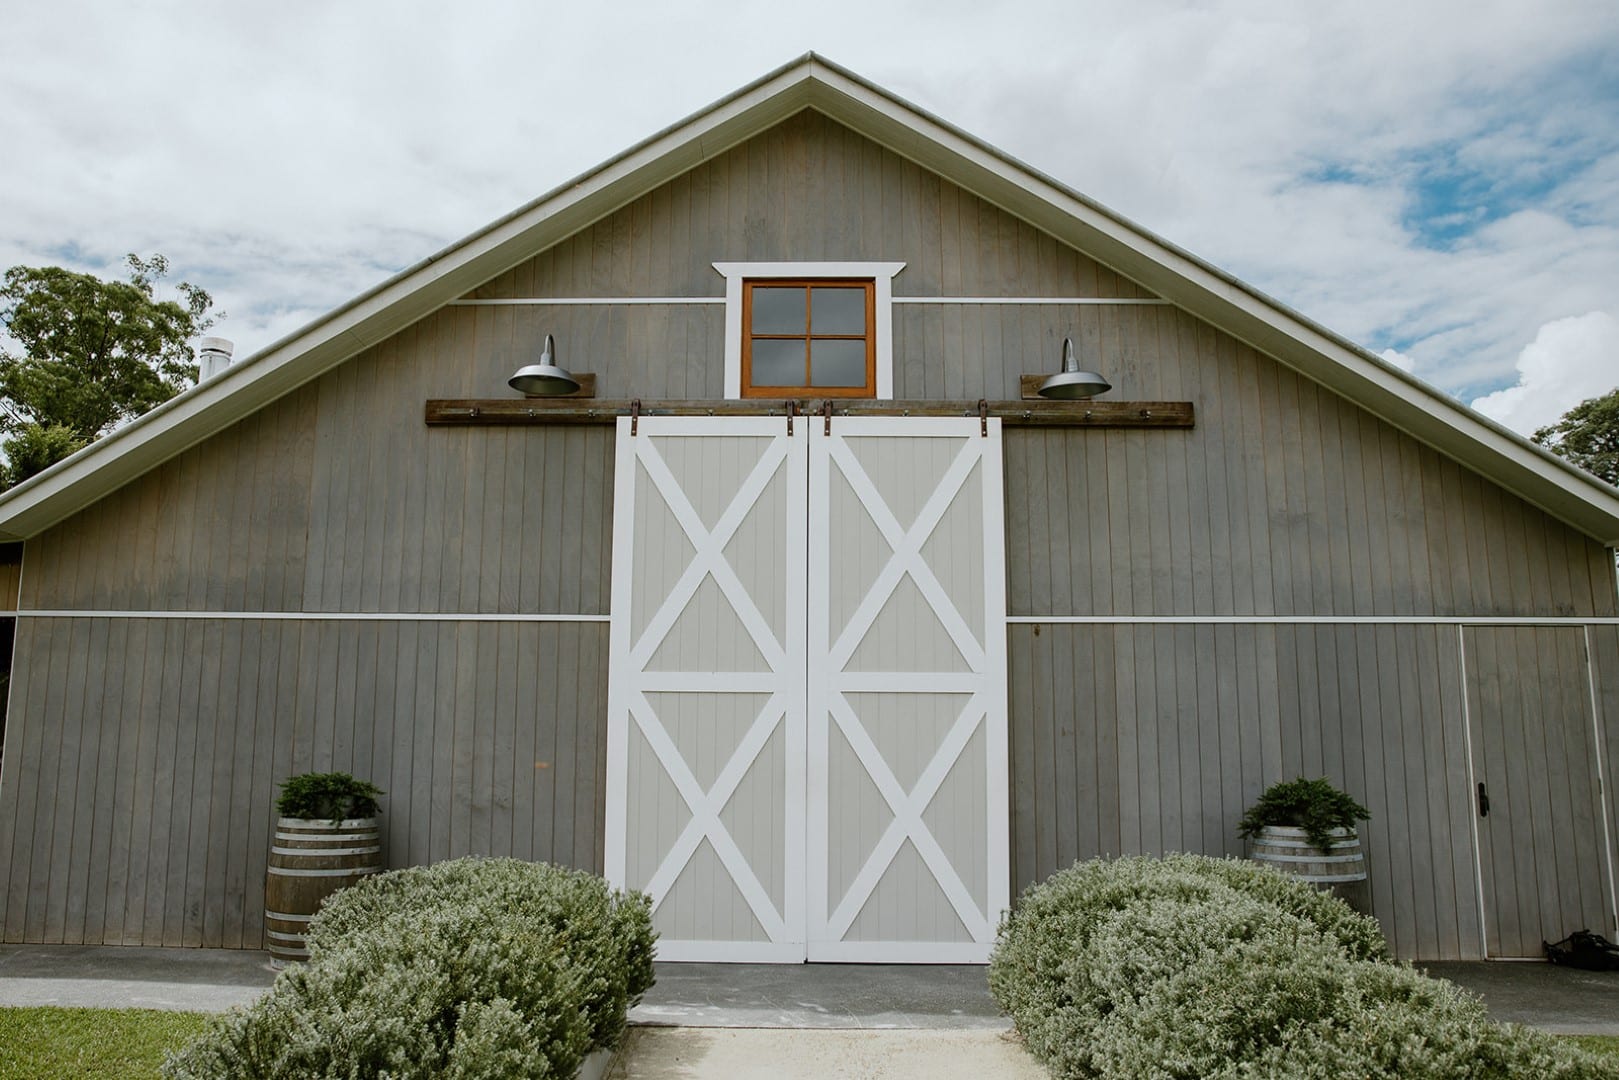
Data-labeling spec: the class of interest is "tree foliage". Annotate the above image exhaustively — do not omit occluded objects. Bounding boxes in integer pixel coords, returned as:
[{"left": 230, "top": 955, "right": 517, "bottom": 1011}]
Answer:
[
  {"left": 1533, "top": 387, "right": 1619, "bottom": 487},
  {"left": 0, "top": 254, "right": 217, "bottom": 487},
  {"left": 1, "top": 423, "right": 88, "bottom": 488}
]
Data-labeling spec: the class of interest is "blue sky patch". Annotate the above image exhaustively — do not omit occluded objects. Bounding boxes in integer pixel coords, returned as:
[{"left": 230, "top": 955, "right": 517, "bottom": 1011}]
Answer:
[
  {"left": 1298, "top": 47, "right": 1619, "bottom": 252},
  {"left": 1399, "top": 142, "right": 1565, "bottom": 249}
]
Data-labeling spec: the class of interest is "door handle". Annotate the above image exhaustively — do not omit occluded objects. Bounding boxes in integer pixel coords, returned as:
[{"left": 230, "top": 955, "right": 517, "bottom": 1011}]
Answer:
[{"left": 1477, "top": 782, "right": 1490, "bottom": 818}]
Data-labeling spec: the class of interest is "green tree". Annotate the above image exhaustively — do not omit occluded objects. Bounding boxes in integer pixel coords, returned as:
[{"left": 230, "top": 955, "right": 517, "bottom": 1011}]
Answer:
[
  {"left": 0, "top": 254, "right": 217, "bottom": 488},
  {"left": 1532, "top": 387, "right": 1619, "bottom": 487}
]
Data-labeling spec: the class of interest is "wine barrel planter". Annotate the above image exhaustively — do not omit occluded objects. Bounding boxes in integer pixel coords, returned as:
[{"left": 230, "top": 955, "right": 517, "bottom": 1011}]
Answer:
[
  {"left": 264, "top": 817, "right": 382, "bottom": 964},
  {"left": 1247, "top": 825, "right": 1371, "bottom": 914}
]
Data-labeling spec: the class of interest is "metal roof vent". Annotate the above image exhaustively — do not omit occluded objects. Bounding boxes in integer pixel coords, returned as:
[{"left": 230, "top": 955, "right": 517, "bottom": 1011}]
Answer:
[{"left": 197, "top": 337, "right": 235, "bottom": 382}]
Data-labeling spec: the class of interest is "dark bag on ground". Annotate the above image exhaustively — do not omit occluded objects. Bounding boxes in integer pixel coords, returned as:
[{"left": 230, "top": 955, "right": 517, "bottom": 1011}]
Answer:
[{"left": 1545, "top": 929, "right": 1619, "bottom": 971}]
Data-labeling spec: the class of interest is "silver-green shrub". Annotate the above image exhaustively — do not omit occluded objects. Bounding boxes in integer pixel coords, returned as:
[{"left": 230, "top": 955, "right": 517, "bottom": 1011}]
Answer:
[
  {"left": 164, "top": 858, "right": 655, "bottom": 1080},
  {"left": 989, "top": 854, "right": 1387, "bottom": 1077},
  {"left": 307, "top": 856, "right": 656, "bottom": 1050},
  {"left": 1103, "top": 943, "right": 1616, "bottom": 1079},
  {"left": 988, "top": 854, "right": 1618, "bottom": 1079}
]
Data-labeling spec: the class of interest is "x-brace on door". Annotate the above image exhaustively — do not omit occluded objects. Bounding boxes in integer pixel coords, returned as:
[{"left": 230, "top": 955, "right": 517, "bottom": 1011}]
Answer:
[{"left": 605, "top": 415, "right": 1008, "bottom": 963}]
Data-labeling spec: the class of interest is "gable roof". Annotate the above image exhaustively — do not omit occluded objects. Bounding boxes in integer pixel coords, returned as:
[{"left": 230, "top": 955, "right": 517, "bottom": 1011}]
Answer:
[{"left": 4, "top": 53, "right": 1618, "bottom": 546}]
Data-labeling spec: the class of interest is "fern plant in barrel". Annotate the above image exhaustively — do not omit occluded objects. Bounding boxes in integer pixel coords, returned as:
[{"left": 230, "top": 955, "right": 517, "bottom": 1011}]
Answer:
[
  {"left": 265, "top": 772, "right": 385, "bottom": 965},
  {"left": 1239, "top": 777, "right": 1372, "bottom": 912}
]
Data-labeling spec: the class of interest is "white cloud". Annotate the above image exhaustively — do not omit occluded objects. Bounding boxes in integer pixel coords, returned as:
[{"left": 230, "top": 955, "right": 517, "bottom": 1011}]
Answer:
[
  {"left": 1470, "top": 311, "right": 1619, "bottom": 435},
  {"left": 0, "top": 0, "right": 1616, "bottom": 406}
]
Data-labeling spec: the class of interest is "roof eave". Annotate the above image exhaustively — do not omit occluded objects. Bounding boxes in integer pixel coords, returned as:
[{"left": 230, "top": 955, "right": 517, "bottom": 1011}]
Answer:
[
  {"left": 0, "top": 56, "right": 832, "bottom": 541},
  {"left": 3, "top": 52, "right": 1617, "bottom": 549},
  {"left": 789, "top": 62, "right": 1619, "bottom": 545}
]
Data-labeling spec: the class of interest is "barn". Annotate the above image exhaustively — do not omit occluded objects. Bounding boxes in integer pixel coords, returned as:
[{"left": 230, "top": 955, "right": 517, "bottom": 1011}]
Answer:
[{"left": 1, "top": 54, "right": 1616, "bottom": 964}]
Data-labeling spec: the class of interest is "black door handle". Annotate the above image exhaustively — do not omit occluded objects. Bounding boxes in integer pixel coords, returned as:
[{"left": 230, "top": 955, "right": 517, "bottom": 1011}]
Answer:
[{"left": 1477, "top": 782, "right": 1490, "bottom": 818}]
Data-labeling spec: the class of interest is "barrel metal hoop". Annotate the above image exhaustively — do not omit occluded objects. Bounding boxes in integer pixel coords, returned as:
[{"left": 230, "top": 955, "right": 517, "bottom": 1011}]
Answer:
[
  {"left": 265, "top": 929, "right": 311, "bottom": 942},
  {"left": 270, "top": 845, "right": 382, "bottom": 857},
  {"left": 1252, "top": 852, "right": 1365, "bottom": 864},
  {"left": 263, "top": 910, "right": 315, "bottom": 923},
  {"left": 274, "top": 833, "right": 379, "bottom": 844},
  {"left": 277, "top": 818, "right": 377, "bottom": 829},
  {"left": 267, "top": 865, "right": 383, "bottom": 878}
]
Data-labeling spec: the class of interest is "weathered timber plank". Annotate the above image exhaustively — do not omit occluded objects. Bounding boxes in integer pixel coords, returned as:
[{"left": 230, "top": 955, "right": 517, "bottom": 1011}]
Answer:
[
  {"left": 424, "top": 398, "right": 1196, "bottom": 427},
  {"left": 97, "top": 620, "right": 139, "bottom": 943}
]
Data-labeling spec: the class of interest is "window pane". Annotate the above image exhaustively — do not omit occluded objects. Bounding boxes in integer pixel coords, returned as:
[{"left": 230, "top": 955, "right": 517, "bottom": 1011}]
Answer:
[
  {"left": 751, "top": 338, "right": 807, "bottom": 386},
  {"left": 751, "top": 287, "right": 805, "bottom": 335},
  {"left": 811, "top": 287, "right": 866, "bottom": 334},
  {"left": 810, "top": 340, "right": 868, "bottom": 387}
]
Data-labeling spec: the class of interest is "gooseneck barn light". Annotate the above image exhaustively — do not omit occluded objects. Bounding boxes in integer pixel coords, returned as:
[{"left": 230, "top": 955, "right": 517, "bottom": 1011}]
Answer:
[
  {"left": 508, "top": 334, "right": 582, "bottom": 396},
  {"left": 1037, "top": 337, "right": 1111, "bottom": 399}
]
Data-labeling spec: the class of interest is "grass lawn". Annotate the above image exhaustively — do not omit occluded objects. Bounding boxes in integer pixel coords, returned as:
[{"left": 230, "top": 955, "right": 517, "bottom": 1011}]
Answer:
[
  {"left": 1, "top": 1005, "right": 1615, "bottom": 1077},
  {"left": 0, "top": 1006, "right": 211, "bottom": 1080},
  {"left": 1572, "top": 1034, "right": 1619, "bottom": 1059}
]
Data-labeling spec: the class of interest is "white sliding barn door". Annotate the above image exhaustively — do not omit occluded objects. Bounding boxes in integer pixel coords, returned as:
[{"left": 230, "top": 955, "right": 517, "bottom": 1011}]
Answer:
[
  {"left": 807, "top": 417, "right": 1008, "bottom": 962},
  {"left": 607, "top": 414, "right": 1008, "bottom": 963},
  {"left": 605, "top": 418, "right": 807, "bottom": 962}
]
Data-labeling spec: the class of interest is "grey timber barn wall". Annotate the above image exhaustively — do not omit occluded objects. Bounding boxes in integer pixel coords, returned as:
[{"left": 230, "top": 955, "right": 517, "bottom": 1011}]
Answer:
[{"left": 0, "top": 109, "right": 1615, "bottom": 957}]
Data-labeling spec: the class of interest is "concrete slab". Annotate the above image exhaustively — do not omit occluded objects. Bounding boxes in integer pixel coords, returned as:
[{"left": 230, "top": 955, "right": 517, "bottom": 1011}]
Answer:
[
  {"left": 606, "top": 1027, "right": 1044, "bottom": 1079},
  {"left": 3, "top": 945, "right": 1613, "bottom": 1043},
  {"left": 0, "top": 944, "right": 277, "bottom": 1013},
  {"left": 628, "top": 963, "right": 1007, "bottom": 1029},
  {"left": 1420, "top": 961, "right": 1619, "bottom": 1035}
]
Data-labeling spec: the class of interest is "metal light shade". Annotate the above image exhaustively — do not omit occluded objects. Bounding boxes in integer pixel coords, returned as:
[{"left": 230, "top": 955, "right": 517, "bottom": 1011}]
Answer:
[
  {"left": 1037, "top": 338, "right": 1111, "bottom": 399},
  {"left": 508, "top": 334, "right": 581, "bottom": 396}
]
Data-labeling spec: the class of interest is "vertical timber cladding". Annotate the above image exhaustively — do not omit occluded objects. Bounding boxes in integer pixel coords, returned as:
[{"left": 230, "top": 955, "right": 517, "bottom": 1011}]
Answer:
[
  {"left": 606, "top": 416, "right": 1010, "bottom": 963},
  {"left": 1463, "top": 625, "right": 1619, "bottom": 956}
]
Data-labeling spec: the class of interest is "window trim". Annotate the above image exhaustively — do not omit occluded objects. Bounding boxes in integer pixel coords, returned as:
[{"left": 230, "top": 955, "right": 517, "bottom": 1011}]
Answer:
[
  {"left": 715, "top": 262, "right": 905, "bottom": 399},
  {"left": 741, "top": 279, "right": 876, "bottom": 398}
]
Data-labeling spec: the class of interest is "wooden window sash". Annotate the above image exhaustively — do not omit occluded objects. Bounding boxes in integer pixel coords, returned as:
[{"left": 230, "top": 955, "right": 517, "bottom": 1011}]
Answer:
[{"left": 742, "top": 279, "right": 876, "bottom": 398}]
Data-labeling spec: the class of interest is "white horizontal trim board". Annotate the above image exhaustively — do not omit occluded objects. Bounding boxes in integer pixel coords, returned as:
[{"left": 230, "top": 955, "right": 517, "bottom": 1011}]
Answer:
[
  {"left": 891, "top": 296, "right": 1172, "bottom": 305},
  {"left": 1006, "top": 615, "right": 1619, "bottom": 626},
  {"left": 14, "top": 609, "right": 610, "bottom": 622},
  {"left": 444, "top": 295, "right": 1169, "bottom": 306},
  {"left": 447, "top": 297, "right": 725, "bottom": 306},
  {"left": 21, "top": 611, "right": 1615, "bottom": 628}
]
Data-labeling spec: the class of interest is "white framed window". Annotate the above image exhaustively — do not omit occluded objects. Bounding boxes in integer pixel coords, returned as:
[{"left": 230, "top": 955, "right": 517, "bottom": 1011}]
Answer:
[{"left": 714, "top": 262, "right": 904, "bottom": 399}]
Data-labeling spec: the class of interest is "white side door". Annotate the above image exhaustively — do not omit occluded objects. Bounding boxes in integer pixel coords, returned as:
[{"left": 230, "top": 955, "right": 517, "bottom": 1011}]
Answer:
[
  {"left": 807, "top": 417, "right": 1009, "bottom": 962},
  {"left": 605, "top": 417, "right": 807, "bottom": 962}
]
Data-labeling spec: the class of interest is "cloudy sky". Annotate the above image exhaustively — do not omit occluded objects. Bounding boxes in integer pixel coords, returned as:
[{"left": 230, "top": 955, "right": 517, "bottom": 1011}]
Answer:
[{"left": 2, "top": 0, "right": 1616, "bottom": 436}]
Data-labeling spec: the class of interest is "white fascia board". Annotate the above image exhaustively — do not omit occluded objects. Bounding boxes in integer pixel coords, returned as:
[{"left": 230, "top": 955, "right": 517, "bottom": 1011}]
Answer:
[
  {"left": 5, "top": 52, "right": 1618, "bottom": 546},
  {"left": 0, "top": 59, "right": 832, "bottom": 541},
  {"left": 795, "top": 62, "right": 1619, "bottom": 545}
]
